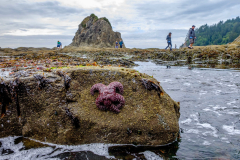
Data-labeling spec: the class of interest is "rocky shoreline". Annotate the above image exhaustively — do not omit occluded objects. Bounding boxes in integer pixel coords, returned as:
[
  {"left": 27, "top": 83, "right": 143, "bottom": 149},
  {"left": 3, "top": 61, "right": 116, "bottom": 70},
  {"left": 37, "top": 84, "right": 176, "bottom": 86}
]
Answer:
[
  {"left": 0, "top": 44, "right": 239, "bottom": 146},
  {"left": 1, "top": 44, "right": 239, "bottom": 73}
]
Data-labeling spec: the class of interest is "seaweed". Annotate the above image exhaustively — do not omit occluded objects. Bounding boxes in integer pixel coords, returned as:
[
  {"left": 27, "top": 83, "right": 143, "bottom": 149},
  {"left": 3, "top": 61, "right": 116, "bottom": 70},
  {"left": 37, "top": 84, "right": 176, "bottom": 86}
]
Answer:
[
  {"left": 141, "top": 79, "right": 164, "bottom": 98},
  {"left": 9, "top": 78, "right": 22, "bottom": 117},
  {"left": 56, "top": 71, "right": 71, "bottom": 90},
  {"left": 65, "top": 107, "right": 80, "bottom": 128},
  {"left": 0, "top": 78, "right": 24, "bottom": 118},
  {"left": 0, "top": 81, "right": 12, "bottom": 118},
  {"left": 34, "top": 75, "right": 52, "bottom": 90}
]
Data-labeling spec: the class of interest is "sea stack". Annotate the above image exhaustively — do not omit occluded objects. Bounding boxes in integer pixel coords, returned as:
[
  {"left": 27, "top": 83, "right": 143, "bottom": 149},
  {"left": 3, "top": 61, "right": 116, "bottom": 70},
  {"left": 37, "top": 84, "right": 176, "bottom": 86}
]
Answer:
[{"left": 70, "top": 14, "right": 125, "bottom": 48}]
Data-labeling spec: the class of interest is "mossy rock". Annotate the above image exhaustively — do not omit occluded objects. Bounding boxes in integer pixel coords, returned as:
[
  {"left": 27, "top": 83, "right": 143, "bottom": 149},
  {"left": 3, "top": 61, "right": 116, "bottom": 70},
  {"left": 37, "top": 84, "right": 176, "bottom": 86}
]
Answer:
[
  {"left": 100, "top": 17, "right": 112, "bottom": 28},
  {"left": 90, "top": 13, "right": 99, "bottom": 22},
  {"left": 81, "top": 17, "right": 90, "bottom": 28},
  {"left": 81, "top": 14, "right": 99, "bottom": 28},
  {"left": 0, "top": 67, "right": 180, "bottom": 145}
]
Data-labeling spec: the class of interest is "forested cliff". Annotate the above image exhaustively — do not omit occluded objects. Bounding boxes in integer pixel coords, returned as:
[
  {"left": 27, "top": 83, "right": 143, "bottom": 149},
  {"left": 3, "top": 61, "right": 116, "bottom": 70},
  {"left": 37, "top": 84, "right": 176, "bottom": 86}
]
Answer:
[{"left": 182, "top": 16, "right": 240, "bottom": 47}]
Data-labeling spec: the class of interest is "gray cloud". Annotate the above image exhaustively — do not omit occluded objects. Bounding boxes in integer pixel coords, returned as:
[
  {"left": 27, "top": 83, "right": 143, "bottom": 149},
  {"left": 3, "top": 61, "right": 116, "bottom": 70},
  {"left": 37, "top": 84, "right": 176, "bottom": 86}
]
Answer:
[
  {"left": 0, "top": 35, "right": 73, "bottom": 48},
  {"left": 0, "top": 1, "right": 82, "bottom": 18},
  {"left": 134, "top": 0, "right": 240, "bottom": 26},
  {"left": 0, "top": 0, "right": 239, "bottom": 49}
]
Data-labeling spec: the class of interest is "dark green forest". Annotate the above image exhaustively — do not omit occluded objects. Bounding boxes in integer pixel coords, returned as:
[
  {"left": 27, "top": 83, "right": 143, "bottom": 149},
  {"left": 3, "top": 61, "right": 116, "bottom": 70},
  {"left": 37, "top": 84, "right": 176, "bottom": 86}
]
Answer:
[{"left": 183, "top": 16, "right": 240, "bottom": 46}]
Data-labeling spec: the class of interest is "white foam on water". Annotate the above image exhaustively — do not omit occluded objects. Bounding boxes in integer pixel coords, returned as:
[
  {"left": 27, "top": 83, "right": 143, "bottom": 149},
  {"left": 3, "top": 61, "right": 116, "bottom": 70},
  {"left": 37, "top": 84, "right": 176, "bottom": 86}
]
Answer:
[
  {"left": 203, "top": 105, "right": 228, "bottom": 116},
  {"left": 160, "top": 79, "right": 173, "bottom": 83},
  {"left": 190, "top": 114, "right": 199, "bottom": 122},
  {"left": 34, "top": 142, "right": 117, "bottom": 159},
  {"left": 217, "top": 82, "right": 223, "bottom": 85},
  {"left": 192, "top": 70, "right": 200, "bottom": 74},
  {"left": 232, "top": 105, "right": 240, "bottom": 109},
  {"left": 183, "top": 83, "right": 191, "bottom": 86},
  {"left": 199, "top": 90, "right": 208, "bottom": 96},
  {"left": 197, "top": 123, "right": 218, "bottom": 138},
  {"left": 142, "top": 151, "right": 163, "bottom": 160},
  {"left": 203, "top": 108, "right": 222, "bottom": 116},
  {"left": 185, "top": 129, "right": 199, "bottom": 134},
  {"left": 221, "top": 137, "right": 230, "bottom": 144},
  {"left": 203, "top": 108, "right": 211, "bottom": 111},
  {"left": 180, "top": 118, "right": 192, "bottom": 124},
  {"left": 212, "top": 105, "right": 227, "bottom": 110},
  {"left": 213, "top": 90, "right": 222, "bottom": 95},
  {"left": 223, "top": 125, "right": 240, "bottom": 135},
  {"left": 227, "top": 100, "right": 237, "bottom": 106},
  {"left": 0, "top": 136, "right": 119, "bottom": 160},
  {"left": 226, "top": 111, "right": 239, "bottom": 115},
  {"left": 202, "top": 141, "right": 211, "bottom": 146}
]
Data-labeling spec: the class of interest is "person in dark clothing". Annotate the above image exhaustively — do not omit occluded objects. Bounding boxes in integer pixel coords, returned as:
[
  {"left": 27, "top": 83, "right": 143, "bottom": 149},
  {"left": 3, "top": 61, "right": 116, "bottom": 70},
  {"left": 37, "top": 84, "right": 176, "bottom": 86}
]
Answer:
[
  {"left": 188, "top": 25, "right": 196, "bottom": 49},
  {"left": 119, "top": 40, "right": 124, "bottom": 48},
  {"left": 165, "top": 32, "right": 172, "bottom": 51}
]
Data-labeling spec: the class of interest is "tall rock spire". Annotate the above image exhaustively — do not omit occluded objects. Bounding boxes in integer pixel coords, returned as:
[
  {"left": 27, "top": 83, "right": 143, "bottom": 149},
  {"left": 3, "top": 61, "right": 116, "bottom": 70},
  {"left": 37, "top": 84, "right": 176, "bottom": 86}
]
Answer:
[{"left": 70, "top": 14, "right": 125, "bottom": 48}]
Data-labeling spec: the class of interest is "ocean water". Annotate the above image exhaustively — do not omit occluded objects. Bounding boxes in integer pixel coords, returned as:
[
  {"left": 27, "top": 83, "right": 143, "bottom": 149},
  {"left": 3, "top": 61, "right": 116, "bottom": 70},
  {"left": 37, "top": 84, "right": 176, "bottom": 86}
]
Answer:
[{"left": 0, "top": 62, "right": 240, "bottom": 160}]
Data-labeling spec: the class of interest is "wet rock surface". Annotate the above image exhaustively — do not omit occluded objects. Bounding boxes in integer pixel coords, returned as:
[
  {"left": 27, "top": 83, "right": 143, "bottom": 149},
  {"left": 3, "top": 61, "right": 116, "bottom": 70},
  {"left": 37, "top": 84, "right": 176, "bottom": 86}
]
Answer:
[{"left": 0, "top": 67, "right": 180, "bottom": 145}]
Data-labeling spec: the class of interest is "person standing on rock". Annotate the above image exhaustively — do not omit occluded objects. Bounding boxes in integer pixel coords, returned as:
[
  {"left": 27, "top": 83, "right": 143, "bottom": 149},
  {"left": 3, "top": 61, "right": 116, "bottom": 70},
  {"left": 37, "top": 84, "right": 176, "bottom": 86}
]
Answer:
[
  {"left": 115, "top": 41, "right": 119, "bottom": 49},
  {"left": 57, "top": 41, "right": 62, "bottom": 50},
  {"left": 188, "top": 25, "right": 196, "bottom": 49},
  {"left": 165, "top": 32, "right": 172, "bottom": 51},
  {"left": 119, "top": 40, "right": 124, "bottom": 48}
]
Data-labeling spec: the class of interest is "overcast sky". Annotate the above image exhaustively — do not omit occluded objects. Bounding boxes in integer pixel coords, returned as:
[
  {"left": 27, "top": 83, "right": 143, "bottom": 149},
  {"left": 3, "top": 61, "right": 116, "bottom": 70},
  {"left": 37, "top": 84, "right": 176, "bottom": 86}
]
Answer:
[{"left": 0, "top": 0, "right": 239, "bottom": 49}]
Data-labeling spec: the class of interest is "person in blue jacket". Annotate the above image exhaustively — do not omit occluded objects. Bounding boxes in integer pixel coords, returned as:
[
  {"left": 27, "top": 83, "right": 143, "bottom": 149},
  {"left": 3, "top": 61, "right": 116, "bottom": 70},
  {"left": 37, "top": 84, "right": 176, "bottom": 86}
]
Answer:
[
  {"left": 119, "top": 39, "right": 124, "bottom": 48},
  {"left": 165, "top": 32, "right": 172, "bottom": 51}
]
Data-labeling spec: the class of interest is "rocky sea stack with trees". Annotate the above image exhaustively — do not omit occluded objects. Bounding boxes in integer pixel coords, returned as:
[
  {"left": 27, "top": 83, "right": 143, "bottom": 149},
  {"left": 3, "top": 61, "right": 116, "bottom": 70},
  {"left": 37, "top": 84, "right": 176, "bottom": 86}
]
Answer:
[{"left": 70, "top": 14, "right": 125, "bottom": 48}]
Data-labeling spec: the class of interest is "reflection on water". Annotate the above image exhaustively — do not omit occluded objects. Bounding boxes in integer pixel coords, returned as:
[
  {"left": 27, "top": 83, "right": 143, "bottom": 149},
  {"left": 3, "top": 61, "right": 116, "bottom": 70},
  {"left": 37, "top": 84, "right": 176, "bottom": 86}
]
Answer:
[{"left": 0, "top": 61, "right": 240, "bottom": 159}]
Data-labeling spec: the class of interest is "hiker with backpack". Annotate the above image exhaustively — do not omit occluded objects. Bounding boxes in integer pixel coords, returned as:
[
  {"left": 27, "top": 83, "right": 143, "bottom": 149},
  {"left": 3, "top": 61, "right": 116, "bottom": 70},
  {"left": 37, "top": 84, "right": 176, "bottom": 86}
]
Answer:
[
  {"left": 188, "top": 25, "right": 196, "bottom": 49},
  {"left": 165, "top": 32, "right": 172, "bottom": 51}
]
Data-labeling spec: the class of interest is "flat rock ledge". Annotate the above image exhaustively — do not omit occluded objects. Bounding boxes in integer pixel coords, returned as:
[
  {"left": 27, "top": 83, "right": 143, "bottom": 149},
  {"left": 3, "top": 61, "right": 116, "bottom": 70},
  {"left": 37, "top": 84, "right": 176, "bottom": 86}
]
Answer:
[{"left": 0, "top": 66, "right": 180, "bottom": 145}]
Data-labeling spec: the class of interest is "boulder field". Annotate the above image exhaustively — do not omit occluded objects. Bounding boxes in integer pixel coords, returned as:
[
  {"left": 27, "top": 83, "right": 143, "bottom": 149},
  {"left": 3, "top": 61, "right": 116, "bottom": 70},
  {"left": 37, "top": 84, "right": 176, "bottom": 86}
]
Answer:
[{"left": 0, "top": 67, "right": 180, "bottom": 145}]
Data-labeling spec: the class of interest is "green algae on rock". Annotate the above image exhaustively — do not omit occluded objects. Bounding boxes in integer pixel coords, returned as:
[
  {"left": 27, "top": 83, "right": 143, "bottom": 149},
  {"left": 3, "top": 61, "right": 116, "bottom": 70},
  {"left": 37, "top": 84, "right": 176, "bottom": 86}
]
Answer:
[{"left": 0, "top": 66, "right": 180, "bottom": 145}]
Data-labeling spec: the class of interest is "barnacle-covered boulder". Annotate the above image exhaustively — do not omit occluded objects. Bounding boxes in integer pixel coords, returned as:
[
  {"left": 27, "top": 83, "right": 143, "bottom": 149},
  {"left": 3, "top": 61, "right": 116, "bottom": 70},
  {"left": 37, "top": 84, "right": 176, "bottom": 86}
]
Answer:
[{"left": 0, "top": 67, "right": 180, "bottom": 145}]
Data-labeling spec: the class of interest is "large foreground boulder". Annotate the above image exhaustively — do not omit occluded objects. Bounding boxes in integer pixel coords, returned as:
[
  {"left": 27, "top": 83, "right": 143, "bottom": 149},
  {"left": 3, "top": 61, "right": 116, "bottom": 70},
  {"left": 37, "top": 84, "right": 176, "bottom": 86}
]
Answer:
[
  {"left": 70, "top": 14, "right": 125, "bottom": 48},
  {"left": 0, "top": 67, "right": 180, "bottom": 145}
]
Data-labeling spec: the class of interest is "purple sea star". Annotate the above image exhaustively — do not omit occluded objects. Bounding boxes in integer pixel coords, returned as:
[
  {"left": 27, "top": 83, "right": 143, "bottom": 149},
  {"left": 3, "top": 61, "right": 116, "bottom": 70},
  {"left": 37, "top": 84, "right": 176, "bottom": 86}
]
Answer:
[{"left": 90, "top": 82, "right": 125, "bottom": 113}]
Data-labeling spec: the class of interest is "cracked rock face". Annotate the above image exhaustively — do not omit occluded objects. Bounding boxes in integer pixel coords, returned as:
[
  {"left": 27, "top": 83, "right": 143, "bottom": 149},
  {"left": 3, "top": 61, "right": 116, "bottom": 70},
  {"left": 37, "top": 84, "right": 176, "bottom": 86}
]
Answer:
[
  {"left": 0, "top": 67, "right": 180, "bottom": 145},
  {"left": 70, "top": 15, "right": 125, "bottom": 48}
]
